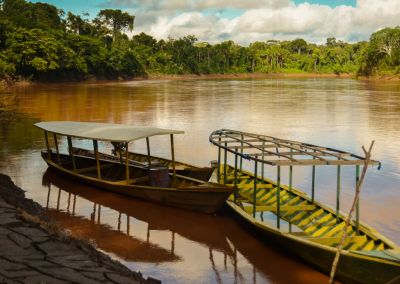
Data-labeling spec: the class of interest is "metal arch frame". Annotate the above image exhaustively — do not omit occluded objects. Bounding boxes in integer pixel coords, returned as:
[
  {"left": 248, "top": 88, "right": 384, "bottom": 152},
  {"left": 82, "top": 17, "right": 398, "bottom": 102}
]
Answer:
[{"left": 209, "top": 129, "right": 381, "bottom": 167}]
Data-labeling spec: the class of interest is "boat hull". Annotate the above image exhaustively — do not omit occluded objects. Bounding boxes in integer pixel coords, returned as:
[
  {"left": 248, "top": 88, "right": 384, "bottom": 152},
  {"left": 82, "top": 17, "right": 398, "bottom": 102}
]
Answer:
[
  {"left": 42, "top": 153, "right": 232, "bottom": 214},
  {"left": 226, "top": 201, "right": 400, "bottom": 284}
]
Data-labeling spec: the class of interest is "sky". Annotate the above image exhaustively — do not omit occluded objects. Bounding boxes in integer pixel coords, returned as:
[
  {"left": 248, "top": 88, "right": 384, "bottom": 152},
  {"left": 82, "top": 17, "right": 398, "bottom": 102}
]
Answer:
[{"left": 30, "top": 0, "right": 400, "bottom": 45}]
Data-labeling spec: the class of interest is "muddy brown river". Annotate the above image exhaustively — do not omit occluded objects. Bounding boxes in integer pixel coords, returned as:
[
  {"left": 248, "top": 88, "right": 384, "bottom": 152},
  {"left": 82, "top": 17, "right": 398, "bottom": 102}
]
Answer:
[{"left": 0, "top": 78, "right": 399, "bottom": 283}]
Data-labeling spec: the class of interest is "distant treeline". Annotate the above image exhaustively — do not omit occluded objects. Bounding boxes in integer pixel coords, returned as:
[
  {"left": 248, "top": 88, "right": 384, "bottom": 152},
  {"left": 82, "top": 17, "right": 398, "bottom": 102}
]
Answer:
[{"left": 0, "top": 0, "right": 399, "bottom": 81}]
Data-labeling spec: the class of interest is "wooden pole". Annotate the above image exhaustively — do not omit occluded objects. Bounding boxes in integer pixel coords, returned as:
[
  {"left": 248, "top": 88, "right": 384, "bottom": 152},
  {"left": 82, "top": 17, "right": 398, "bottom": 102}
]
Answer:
[
  {"left": 93, "top": 140, "right": 101, "bottom": 179},
  {"left": 253, "top": 157, "right": 258, "bottom": 218},
  {"left": 240, "top": 134, "right": 244, "bottom": 171},
  {"left": 217, "top": 136, "right": 221, "bottom": 183},
  {"left": 125, "top": 142, "right": 130, "bottom": 181},
  {"left": 67, "top": 136, "right": 76, "bottom": 171},
  {"left": 336, "top": 165, "right": 341, "bottom": 220},
  {"left": 289, "top": 148, "right": 293, "bottom": 193},
  {"left": 277, "top": 165, "right": 281, "bottom": 229},
  {"left": 329, "top": 141, "right": 375, "bottom": 284},
  {"left": 355, "top": 165, "right": 360, "bottom": 234},
  {"left": 146, "top": 137, "right": 152, "bottom": 166},
  {"left": 44, "top": 131, "right": 51, "bottom": 160},
  {"left": 311, "top": 165, "right": 316, "bottom": 202},
  {"left": 234, "top": 147, "right": 238, "bottom": 204},
  {"left": 170, "top": 134, "right": 176, "bottom": 179},
  {"left": 53, "top": 133, "right": 61, "bottom": 165},
  {"left": 118, "top": 147, "right": 123, "bottom": 164},
  {"left": 261, "top": 141, "right": 265, "bottom": 180},
  {"left": 223, "top": 142, "right": 227, "bottom": 184}
]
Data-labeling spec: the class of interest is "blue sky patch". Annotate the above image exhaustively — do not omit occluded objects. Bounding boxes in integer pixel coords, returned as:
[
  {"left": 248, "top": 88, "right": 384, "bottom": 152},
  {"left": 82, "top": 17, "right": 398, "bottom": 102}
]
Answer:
[{"left": 293, "top": 0, "right": 356, "bottom": 7}]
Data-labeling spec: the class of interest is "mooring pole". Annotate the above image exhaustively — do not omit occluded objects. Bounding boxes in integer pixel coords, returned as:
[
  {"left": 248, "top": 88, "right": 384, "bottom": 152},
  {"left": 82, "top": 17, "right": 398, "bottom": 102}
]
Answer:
[
  {"left": 336, "top": 165, "right": 341, "bottom": 220},
  {"left": 53, "top": 133, "right": 61, "bottom": 165},
  {"left": 253, "top": 157, "right": 258, "bottom": 218},
  {"left": 234, "top": 148, "right": 238, "bottom": 204},
  {"left": 223, "top": 142, "right": 227, "bottom": 184},
  {"left": 277, "top": 165, "right": 281, "bottom": 229},
  {"left": 355, "top": 165, "right": 360, "bottom": 234}
]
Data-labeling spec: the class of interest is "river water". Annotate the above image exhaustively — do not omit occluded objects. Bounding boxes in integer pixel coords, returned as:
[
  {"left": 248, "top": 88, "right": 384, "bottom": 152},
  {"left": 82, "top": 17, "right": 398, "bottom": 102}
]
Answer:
[{"left": 0, "top": 78, "right": 399, "bottom": 283}]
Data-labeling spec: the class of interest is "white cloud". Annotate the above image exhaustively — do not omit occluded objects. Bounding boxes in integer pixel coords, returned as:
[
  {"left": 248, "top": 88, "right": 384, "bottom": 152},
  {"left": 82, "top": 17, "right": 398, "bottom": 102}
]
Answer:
[{"left": 119, "top": 0, "right": 400, "bottom": 45}]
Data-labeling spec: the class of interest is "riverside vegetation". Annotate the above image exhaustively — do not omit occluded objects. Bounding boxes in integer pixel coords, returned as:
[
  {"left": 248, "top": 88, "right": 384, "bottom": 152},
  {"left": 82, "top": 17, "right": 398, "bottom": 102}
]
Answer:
[{"left": 0, "top": 0, "right": 399, "bottom": 82}]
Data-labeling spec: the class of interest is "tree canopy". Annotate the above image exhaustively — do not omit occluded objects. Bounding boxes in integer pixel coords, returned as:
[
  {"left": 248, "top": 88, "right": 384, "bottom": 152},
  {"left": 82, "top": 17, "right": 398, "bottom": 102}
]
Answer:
[{"left": 0, "top": 0, "right": 398, "bottom": 81}]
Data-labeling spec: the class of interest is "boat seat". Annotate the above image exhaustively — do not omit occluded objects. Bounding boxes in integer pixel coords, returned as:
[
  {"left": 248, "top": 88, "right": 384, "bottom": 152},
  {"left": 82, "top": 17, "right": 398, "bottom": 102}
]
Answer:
[
  {"left": 305, "top": 235, "right": 367, "bottom": 246},
  {"left": 75, "top": 164, "right": 113, "bottom": 174},
  {"left": 113, "top": 176, "right": 149, "bottom": 185},
  {"left": 243, "top": 204, "right": 316, "bottom": 213}
]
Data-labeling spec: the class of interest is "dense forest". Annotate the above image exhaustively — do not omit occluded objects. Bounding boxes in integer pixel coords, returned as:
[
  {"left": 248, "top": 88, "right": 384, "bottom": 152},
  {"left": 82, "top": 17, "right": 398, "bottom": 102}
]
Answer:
[{"left": 0, "top": 0, "right": 399, "bottom": 82}]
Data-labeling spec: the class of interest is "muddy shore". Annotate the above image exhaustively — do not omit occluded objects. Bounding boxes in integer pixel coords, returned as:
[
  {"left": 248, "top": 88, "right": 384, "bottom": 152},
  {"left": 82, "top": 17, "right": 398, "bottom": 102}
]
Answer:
[{"left": 0, "top": 173, "right": 160, "bottom": 284}]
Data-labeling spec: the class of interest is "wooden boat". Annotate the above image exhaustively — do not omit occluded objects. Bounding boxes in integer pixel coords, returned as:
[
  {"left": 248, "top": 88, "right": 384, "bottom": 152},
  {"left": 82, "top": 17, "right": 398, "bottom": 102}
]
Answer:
[
  {"left": 209, "top": 129, "right": 400, "bottom": 284},
  {"left": 34, "top": 121, "right": 232, "bottom": 214},
  {"left": 93, "top": 147, "right": 216, "bottom": 182}
]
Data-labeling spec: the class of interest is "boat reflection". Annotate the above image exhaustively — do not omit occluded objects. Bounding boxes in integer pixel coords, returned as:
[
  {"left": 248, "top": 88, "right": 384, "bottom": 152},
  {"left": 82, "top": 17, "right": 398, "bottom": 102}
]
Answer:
[{"left": 42, "top": 168, "right": 328, "bottom": 283}]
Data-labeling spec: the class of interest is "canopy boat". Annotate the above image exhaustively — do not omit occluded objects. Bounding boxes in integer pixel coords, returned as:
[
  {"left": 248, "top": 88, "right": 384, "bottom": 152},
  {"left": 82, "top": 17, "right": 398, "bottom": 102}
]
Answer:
[
  {"left": 34, "top": 121, "right": 232, "bottom": 214},
  {"left": 108, "top": 146, "right": 216, "bottom": 182},
  {"left": 209, "top": 129, "right": 400, "bottom": 284}
]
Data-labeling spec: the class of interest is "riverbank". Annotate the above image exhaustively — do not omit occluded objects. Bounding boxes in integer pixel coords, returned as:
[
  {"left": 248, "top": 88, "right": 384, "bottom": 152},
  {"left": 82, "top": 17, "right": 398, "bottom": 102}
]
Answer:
[
  {"left": 0, "top": 173, "right": 160, "bottom": 284},
  {"left": 3, "top": 72, "right": 400, "bottom": 88},
  {"left": 144, "top": 72, "right": 355, "bottom": 80}
]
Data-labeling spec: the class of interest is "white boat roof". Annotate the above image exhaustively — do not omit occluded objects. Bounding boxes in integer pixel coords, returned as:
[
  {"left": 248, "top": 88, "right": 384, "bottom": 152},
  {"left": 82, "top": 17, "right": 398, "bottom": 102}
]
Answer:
[{"left": 35, "top": 121, "right": 184, "bottom": 143}]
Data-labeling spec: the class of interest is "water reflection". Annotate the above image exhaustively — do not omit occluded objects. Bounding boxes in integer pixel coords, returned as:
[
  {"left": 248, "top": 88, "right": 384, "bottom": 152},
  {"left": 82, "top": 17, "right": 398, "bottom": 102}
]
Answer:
[
  {"left": 2, "top": 78, "right": 400, "bottom": 282},
  {"left": 42, "top": 168, "right": 327, "bottom": 283}
]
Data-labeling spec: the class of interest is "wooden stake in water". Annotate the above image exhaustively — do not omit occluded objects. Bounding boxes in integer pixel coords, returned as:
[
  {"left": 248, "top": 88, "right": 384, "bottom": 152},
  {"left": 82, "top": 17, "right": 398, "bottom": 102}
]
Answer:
[{"left": 329, "top": 141, "right": 374, "bottom": 284}]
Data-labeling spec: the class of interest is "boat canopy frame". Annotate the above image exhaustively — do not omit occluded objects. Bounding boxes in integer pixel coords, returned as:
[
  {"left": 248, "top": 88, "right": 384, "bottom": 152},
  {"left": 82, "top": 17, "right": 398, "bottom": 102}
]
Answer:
[
  {"left": 209, "top": 129, "right": 380, "bottom": 167},
  {"left": 35, "top": 121, "right": 184, "bottom": 181},
  {"left": 209, "top": 129, "right": 381, "bottom": 233}
]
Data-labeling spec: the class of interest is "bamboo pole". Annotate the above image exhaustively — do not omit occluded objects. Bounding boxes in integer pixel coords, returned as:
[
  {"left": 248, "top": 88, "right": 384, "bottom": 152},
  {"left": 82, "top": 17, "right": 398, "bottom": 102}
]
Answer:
[
  {"left": 329, "top": 141, "right": 374, "bottom": 284},
  {"left": 355, "top": 165, "right": 360, "bottom": 234}
]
